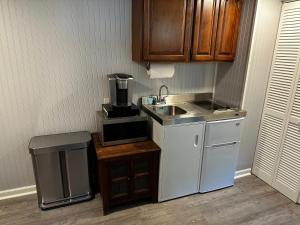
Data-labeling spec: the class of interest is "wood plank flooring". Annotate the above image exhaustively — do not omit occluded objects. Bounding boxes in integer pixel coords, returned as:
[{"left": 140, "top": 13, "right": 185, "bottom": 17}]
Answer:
[{"left": 0, "top": 176, "right": 300, "bottom": 225}]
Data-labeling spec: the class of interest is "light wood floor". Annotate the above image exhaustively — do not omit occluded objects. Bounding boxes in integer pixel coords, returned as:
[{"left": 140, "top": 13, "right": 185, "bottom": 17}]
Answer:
[{"left": 1, "top": 176, "right": 300, "bottom": 225}]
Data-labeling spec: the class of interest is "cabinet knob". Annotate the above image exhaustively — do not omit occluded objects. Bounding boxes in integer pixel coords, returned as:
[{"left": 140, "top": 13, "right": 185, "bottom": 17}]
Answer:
[{"left": 236, "top": 123, "right": 240, "bottom": 126}]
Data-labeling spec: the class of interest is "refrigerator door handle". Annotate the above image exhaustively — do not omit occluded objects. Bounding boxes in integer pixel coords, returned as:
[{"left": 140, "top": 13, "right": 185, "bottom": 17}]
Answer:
[{"left": 205, "top": 141, "right": 239, "bottom": 148}]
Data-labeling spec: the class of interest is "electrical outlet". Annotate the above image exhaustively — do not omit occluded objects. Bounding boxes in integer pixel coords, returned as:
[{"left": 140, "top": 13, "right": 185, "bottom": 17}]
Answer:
[{"left": 103, "top": 98, "right": 110, "bottom": 104}]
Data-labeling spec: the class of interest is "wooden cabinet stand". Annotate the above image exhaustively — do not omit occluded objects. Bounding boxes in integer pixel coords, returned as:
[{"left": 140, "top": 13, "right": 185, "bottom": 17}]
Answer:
[{"left": 92, "top": 133, "right": 160, "bottom": 215}]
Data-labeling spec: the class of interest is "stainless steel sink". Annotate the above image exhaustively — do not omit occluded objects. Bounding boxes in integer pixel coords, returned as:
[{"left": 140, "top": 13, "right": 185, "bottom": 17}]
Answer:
[
  {"left": 151, "top": 105, "right": 187, "bottom": 116},
  {"left": 142, "top": 93, "right": 246, "bottom": 125}
]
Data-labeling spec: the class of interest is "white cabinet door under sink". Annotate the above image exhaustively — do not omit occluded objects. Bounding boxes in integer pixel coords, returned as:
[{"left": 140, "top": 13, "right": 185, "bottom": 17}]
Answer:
[
  {"left": 200, "top": 142, "right": 239, "bottom": 193},
  {"left": 157, "top": 122, "right": 205, "bottom": 202}
]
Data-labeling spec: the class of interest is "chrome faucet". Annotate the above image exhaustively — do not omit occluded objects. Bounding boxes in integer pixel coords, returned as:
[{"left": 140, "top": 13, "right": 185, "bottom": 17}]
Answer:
[{"left": 158, "top": 85, "right": 169, "bottom": 104}]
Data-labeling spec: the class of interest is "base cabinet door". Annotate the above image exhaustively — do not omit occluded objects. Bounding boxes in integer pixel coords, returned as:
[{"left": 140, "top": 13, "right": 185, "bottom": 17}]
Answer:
[
  {"left": 108, "top": 160, "right": 131, "bottom": 203},
  {"left": 99, "top": 152, "right": 159, "bottom": 214},
  {"left": 159, "top": 123, "right": 204, "bottom": 201},
  {"left": 132, "top": 157, "right": 152, "bottom": 197}
]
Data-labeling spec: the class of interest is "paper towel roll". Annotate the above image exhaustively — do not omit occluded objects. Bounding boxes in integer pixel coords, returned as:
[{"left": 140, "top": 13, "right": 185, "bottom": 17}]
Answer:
[{"left": 146, "top": 63, "right": 175, "bottom": 79}]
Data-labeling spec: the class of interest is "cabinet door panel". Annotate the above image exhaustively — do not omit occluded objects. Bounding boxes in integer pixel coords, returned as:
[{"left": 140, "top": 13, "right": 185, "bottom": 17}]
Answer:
[
  {"left": 110, "top": 161, "right": 129, "bottom": 179},
  {"left": 143, "top": 0, "right": 194, "bottom": 61},
  {"left": 159, "top": 123, "right": 204, "bottom": 201},
  {"left": 132, "top": 157, "right": 152, "bottom": 196},
  {"left": 111, "top": 179, "right": 130, "bottom": 199},
  {"left": 134, "top": 158, "right": 150, "bottom": 174},
  {"left": 215, "top": 0, "right": 242, "bottom": 61},
  {"left": 108, "top": 161, "right": 131, "bottom": 201},
  {"left": 192, "top": 0, "right": 219, "bottom": 61},
  {"left": 134, "top": 175, "right": 151, "bottom": 194}
]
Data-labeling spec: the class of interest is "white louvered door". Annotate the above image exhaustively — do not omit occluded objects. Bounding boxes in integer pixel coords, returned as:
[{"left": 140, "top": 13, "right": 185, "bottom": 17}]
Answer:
[
  {"left": 273, "top": 63, "right": 300, "bottom": 202},
  {"left": 253, "top": 1, "right": 300, "bottom": 202},
  {"left": 253, "top": 1, "right": 300, "bottom": 185}
]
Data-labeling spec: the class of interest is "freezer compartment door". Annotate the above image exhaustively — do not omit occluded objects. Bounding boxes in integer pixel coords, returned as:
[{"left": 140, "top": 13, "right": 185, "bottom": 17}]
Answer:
[
  {"left": 204, "top": 118, "right": 244, "bottom": 146},
  {"left": 200, "top": 142, "right": 239, "bottom": 193}
]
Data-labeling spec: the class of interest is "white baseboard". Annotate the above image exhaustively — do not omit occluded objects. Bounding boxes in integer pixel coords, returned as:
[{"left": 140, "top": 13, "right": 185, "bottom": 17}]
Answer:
[
  {"left": 0, "top": 168, "right": 252, "bottom": 201},
  {"left": 235, "top": 168, "right": 252, "bottom": 179},
  {"left": 0, "top": 185, "right": 36, "bottom": 201}
]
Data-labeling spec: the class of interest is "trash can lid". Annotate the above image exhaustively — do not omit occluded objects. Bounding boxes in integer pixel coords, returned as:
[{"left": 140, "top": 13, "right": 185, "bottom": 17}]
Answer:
[{"left": 29, "top": 131, "right": 91, "bottom": 154}]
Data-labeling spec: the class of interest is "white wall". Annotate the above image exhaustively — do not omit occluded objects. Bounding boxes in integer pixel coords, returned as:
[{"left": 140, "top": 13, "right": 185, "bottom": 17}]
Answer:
[
  {"left": 238, "top": 0, "right": 282, "bottom": 170},
  {"left": 0, "top": 0, "right": 215, "bottom": 191},
  {"left": 214, "top": 0, "right": 256, "bottom": 108}
]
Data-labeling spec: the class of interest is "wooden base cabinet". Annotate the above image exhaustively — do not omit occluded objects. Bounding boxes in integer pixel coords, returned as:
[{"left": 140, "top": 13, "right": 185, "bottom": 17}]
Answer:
[
  {"left": 93, "top": 134, "right": 160, "bottom": 215},
  {"left": 101, "top": 154, "right": 159, "bottom": 208}
]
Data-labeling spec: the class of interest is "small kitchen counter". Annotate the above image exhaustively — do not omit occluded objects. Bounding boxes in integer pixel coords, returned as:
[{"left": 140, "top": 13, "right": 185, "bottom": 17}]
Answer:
[{"left": 142, "top": 93, "right": 247, "bottom": 125}]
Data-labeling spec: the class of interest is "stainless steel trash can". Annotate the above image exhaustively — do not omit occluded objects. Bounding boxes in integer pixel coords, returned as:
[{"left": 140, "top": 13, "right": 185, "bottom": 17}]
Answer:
[{"left": 29, "top": 131, "right": 93, "bottom": 209}]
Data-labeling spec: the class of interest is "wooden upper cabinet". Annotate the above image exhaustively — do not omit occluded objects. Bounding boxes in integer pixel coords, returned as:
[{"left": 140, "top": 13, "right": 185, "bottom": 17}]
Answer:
[
  {"left": 214, "top": 0, "right": 242, "bottom": 61},
  {"left": 132, "top": 0, "right": 194, "bottom": 62},
  {"left": 192, "top": 0, "right": 219, "bottom": 61},
  {"left": 144, "top": 0, "right": 194, "bottom": 62},
  {"left": 132, "top": 0, "right": 242, "bottom": 62}
]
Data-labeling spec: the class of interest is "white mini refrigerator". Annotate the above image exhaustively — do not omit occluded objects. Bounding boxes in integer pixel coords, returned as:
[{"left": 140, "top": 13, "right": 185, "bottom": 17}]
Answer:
[{"left": 199, "top": 118, "right": 244, "bottom": 193}]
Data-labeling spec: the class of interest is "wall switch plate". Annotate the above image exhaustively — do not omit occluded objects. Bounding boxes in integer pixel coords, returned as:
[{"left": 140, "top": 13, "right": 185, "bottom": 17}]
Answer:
[{"left": 104, "top": 98, "right": 110, "bottom": 104}]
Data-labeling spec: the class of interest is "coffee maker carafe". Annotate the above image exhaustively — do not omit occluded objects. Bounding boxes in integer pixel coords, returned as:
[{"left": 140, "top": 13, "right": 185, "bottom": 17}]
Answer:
[{"left": 108, "top": 74, "right": 133, "bottom": 107}]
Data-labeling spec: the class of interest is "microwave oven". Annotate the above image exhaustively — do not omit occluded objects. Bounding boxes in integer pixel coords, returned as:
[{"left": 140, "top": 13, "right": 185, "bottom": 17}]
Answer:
[{"left": 98, "top": 111, "right": 148, "bottom": 146}]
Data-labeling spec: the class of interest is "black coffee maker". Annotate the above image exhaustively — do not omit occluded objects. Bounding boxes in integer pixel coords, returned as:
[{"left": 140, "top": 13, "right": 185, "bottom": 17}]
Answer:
[{"left": 102, "top": 74, "right": 139, "bottom": 118}]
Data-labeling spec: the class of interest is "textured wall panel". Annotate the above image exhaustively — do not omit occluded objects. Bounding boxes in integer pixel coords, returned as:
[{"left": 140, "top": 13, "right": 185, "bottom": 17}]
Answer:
[
  {"left": 214, "top": 0, "right": 256, "bottom": 107},
  {"left": 0, "top": 0, "right": 215, "bottom": 191}
]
